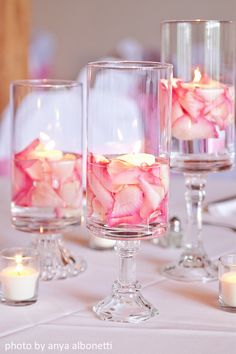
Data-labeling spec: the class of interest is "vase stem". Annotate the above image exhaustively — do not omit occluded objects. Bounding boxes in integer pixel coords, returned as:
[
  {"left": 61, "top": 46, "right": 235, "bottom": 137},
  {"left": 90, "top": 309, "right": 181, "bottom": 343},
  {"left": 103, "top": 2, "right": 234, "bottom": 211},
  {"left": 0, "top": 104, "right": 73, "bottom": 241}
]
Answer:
[
  {"left": 32, "top": 233, "right": 86, "bottom": 281},
  {"left": 162, "top": 172, "right": 218, "bottom": 281},
  {"left": 184, "top": 173, "right": 207, "bottom": 252},
  {"left": 116, "top": 241, "right": 140, "bottom": 287}
]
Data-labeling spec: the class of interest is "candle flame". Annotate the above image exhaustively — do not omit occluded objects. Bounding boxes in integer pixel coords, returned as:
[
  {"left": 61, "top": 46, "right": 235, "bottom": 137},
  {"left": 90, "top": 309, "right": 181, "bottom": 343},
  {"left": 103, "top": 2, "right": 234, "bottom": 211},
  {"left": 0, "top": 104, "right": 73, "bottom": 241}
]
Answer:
[
  {"left": 15, "top": 254, "right": 23, "bottom": 275},
  {"left": 39, "top": 132, "right": 56, "bottom": 150},
  {"left": 193, "top": 67, "right": 202, "bottom": 83},
  {"left": 15, "top": 254, "right": 23, "bottom": 265}
]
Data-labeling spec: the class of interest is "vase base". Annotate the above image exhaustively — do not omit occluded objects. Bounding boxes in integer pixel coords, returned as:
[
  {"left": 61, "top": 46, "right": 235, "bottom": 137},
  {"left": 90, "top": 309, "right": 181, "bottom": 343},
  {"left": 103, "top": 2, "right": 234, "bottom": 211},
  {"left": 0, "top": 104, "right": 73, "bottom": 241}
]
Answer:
[
  {"left": 93, "top": 281, "right": 158, "bottom": 323},
  {"left": 32, "top": 234, "right": 87, "bottom": 281},
  {"left": 162, "top": 251, "right": 218, "bottom": 282}
]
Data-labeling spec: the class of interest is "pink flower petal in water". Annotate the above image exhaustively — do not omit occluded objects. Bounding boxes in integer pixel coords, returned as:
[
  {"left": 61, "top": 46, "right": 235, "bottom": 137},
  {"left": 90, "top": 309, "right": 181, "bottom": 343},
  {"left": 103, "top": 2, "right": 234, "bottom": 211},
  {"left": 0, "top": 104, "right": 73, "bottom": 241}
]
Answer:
[
  {"left": 13, "top": 164, "right": 33, "bottom": 200},
  {"left": 59, "top": 179, "right": 82, "bottom": 208},
  {"left": 87, "top": 188, "right": 95, "bottom": 217},
  {"left": 110, "top": 185, "right": 143, "bottom": 218},
  {"left": 172, "top": 115, "right": 218, "bottom": 140},
  {"left": 20, "top": 160, "right": 44, "bottom": 181},
  {"left": 92, "top": 198, "right": 106, "bottom": 220},
  {"left": 140, "top": 170, "right": 158, "bottom": 184},
  {"left": 13, "top": 188, "right": 33, "bottom": 207},
  {"left": 15, "top": 138, "right": 41, "bottom": 160},
  {"left": 195, "top": 87, "right": 224, "bottom": 101},
  {"left": 112, "top": 168, "right": 141, "bottom": 185},
  {"left": 172, "top": 99, "right": 184, "bottom": 124},
  {"left": 178, "top": 91, "right": 205, "bottom": 120},
  {"left": 30, "top": 182, "right": 64, "bottom": 208},
  {"left": 87, "top": 172, "right": 114, "bottom": 212},
  {"left": 139, "top": 177, "right": 165, "bottom": 219},
  {"left": 107, "top": 159, "right": 130, "bottom": 178},
  {"left": 50, "top": 160, "right": 75, "bottom": 184},
  {"left": 92, "top": 163, "right": 121, "bottom": 193}
]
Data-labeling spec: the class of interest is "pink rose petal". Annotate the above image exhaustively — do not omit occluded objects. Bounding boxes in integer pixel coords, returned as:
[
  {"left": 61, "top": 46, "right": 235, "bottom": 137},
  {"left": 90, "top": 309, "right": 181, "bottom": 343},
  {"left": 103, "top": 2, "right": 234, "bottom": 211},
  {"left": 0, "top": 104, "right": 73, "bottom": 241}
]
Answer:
[
  {"left": 92, "top": 163, "right": 121, "bottom": 192},
  {"left": 87, "top": 172, "right": 114, "bottom": 212},
  {"left": 179, "top": 91, "right": 205, "bottom": 120},
  {"left": 13, "top": 188, "right": 32, "bottom": 207},
  {"left": 195, "top": 87, "right": 224, "bottom": 101},
  {"left": 59, "top": 180, "right": 82, "bottom": 208},
  {"left": 107, "top": 159, "right": 129, "bottom": 178},
  {"left": 139, "top": 177, "right": 165, "bottom": 219},
  {"left": 87, "top": 188, "right": 95, "bottom": 217},
  {"left": 172, "top": 99, "right": 184, "bottom": 123},
  {"left": 112, "top": 168, "right": 141, "bottom": 185},
  {"left": 110, "top": 185, "right": 143, "bottom": 218},
  {"left": 50, "top": 160, "right": 75, "bottom": 184},
  {"left": 15, "top": 138, "right": 40, "bottom": 160},
  {"left": 92, "top": 198, "right": 106, "bottom": 220},
  {"left": 172, "top": 115, "right": 218, "bottom": 140},
  {"left": 13, "top": 164, "right": 32, "bottom": 200},
  {"left": 23, "top": 160, "right": 44, "bottom": 181},
  {"left": 30, "top": 182, "right": 64, "bottom": 208}
]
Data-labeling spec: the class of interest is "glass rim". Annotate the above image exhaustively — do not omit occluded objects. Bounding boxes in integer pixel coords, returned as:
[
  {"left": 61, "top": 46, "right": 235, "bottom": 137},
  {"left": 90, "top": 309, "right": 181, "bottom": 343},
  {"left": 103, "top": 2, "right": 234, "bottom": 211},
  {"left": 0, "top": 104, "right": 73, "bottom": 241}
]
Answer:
[
  {"left": 161, "top": 19, "right": 234, "bottom": 25},
  {"left": 11, "top": 79, "right": 82, "bottom": 89},
  {"left": 87, "top": 60, "right": 173, "bottom": 70},
  {"left": 0, "top": 247, "right": 39, "bottom": 260},
  {"left": 219, "top": 254, "right": 236, "bottom": 265}
]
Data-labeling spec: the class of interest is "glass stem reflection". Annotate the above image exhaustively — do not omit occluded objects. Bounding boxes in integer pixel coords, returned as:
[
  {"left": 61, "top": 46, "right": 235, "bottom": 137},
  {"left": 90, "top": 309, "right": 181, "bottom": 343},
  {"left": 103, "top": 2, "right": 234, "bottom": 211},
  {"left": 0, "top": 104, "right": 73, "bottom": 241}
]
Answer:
[
  {"left": 115, "top": 240, "right": 140, "bottom": 290},
  {"left": 184, "top": 173, "right": 207, "bottom": 253}
]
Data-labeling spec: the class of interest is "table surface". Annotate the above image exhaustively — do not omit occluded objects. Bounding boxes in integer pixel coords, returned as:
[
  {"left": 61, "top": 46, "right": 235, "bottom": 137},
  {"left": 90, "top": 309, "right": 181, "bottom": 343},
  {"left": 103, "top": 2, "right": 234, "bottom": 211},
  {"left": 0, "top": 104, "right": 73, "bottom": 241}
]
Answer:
[{"left": 0, "top": 170, "right": 236, "bottom": 354}]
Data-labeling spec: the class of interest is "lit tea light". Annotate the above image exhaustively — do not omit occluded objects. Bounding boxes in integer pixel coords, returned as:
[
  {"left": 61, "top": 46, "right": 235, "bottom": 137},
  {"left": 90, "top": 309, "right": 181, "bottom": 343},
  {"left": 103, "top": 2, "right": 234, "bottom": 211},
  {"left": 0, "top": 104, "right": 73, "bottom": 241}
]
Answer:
[
  {"left": 0, "top": 249, "right": 40, "bottom": 305},
  {"left": 182, "top": 67, "right": 223, "bottom": 90},
  {"left": 220, "top": 271, "right": 236, "bottom": 307},
  {"left": 30, "top": 132, "right": 63, "bottom": 160}
]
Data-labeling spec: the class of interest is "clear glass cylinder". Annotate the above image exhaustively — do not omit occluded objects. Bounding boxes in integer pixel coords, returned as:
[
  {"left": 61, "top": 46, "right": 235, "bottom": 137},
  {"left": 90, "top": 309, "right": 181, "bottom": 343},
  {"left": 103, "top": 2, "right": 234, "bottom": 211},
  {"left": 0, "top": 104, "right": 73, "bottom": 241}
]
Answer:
[
  {"left": 219, "top": 254, "right": 236, "bottom": 312},
  {"left": 0, "top": 247, "right": 40, "bottom": 306},
  {"left": 11, "top": 80, "right": 83, "bottom": 233},
  {"left": 86, "top": 61, "right": 172, "bottom": 323},
  {"left": 161, "top": 20, "right": 235, "bottom": 172},
  {"left": 87, "top": 61, "right": 172, "bottom": 241}
]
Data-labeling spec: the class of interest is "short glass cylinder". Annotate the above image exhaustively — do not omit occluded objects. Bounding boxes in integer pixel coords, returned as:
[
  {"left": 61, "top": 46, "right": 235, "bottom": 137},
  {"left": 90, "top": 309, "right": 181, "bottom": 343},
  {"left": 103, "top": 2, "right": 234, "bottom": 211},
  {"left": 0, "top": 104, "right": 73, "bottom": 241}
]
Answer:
[
  {"left": 0, "top": 248, "right": 40, "bottom": 306},
  {"left": 86, "top": 61, "right": 172, "bottom": 241},
  {"left": 219, "top": 254, "right": 236, "bottom": 312},
  {"left": 11, "top": 80, "right": 83, "bottom": 233},
  {"left": 161, "top": 20, "right": 235, "bottom": 173}
]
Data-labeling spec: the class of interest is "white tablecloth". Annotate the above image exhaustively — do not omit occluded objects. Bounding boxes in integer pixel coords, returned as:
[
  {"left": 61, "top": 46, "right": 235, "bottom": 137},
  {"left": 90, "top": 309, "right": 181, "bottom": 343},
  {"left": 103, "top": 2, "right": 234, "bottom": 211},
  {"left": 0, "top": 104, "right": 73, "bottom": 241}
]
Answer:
[{"left": 0, "top": 171, "right": 236, "bottom": 354}]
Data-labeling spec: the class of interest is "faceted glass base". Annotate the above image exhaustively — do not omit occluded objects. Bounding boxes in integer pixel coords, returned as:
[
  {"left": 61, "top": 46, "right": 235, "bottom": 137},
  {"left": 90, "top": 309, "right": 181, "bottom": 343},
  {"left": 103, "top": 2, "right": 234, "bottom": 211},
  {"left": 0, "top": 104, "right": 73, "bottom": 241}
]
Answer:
[
  {"left": 93, "top": 280, "right": 158, "bottom": 323},
  {"left": 162, "top": 250, "right": 218, "bottom": 282},
  {"left": 32, "top": 234, "right": 87, "bottom": 281}
]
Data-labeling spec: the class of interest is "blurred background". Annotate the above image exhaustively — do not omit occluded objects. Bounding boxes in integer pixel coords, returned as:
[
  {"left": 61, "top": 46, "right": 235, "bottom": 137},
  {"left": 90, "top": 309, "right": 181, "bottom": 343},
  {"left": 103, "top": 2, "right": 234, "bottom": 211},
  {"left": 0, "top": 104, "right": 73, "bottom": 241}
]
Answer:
[
  {"left": 32, "top": 0, "right": 236, "bottom": 79},
  {"left": 0, "top": 0, "right": 235, "bottom": 170}
]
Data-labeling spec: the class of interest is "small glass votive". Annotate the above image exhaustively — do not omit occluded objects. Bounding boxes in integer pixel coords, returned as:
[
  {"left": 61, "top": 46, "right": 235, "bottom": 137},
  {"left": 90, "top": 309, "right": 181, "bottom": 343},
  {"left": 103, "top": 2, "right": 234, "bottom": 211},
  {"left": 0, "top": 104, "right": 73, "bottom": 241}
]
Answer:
[
  {"left": 0, "top": 247, "right": 40, "bottom": 306},
  {"left": 219, "top": 254, "right": 236, "bottom": 312}
]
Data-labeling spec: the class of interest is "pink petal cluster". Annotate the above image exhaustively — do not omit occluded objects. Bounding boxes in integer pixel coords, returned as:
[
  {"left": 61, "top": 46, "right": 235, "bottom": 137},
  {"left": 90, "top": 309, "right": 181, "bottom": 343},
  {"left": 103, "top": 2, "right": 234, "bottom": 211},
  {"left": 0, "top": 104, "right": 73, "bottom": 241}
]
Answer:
[
  {"left": 164, "top": 78, "right": 234, "bottom": 140},
  {"left": 87, "top": 153, "right": 169, "bottom": 227},
  {"left": 12, "top": 139, "right": 82, "bottom": 216}
]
